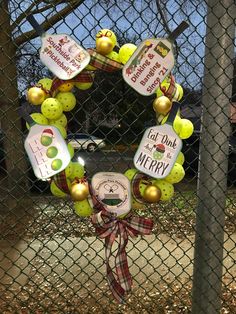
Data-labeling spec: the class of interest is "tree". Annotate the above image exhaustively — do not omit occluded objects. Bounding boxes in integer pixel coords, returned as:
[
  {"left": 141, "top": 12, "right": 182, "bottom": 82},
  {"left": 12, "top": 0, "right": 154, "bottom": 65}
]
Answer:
[{"left": 0, "top": 1, "right": 85, "bottom": 209}]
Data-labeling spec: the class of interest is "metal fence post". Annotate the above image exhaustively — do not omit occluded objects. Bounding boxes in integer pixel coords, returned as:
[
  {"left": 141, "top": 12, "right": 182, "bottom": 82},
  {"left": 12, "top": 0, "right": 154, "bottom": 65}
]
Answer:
[{"left": 192, "top": 1, "right": 235, "bottom": 313}]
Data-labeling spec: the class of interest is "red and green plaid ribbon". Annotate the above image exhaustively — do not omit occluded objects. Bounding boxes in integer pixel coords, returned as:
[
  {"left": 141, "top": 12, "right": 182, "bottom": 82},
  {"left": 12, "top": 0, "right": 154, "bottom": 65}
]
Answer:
[
  {"left": 159, "top": 73, "right": 176, "bottom": 99},
  {"left": 87, "top": 48, "right": 123, "bottom": 72},
  {"left": 50, "top": 49, "right": 123, "bottom": 92},
  {"left": 52, "top": 170, "right": 70, "bottom": 194},
  {"left": 91, "top": 209, "right": 153, "bottom": 303},
  {"left": 131, "top": 172, "right": 150, "bottom": 204},
  {"left": 51, "top": 70, "right": 95, "bottom": 93}
]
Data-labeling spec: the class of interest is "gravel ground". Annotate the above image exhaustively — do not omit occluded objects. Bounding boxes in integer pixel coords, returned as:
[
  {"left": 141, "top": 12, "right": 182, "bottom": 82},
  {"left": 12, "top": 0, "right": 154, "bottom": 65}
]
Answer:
[{"left": 0, "top": 188, "right": 236, "bottom": 313}]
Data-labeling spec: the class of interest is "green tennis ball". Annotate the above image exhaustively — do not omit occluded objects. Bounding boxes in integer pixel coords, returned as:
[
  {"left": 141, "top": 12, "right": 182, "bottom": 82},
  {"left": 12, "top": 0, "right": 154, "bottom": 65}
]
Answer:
[
  {"left": 38, "top": 78, "right": 53, "bottom": 91},
  {"left": 153, "top": 179, "right": 174, "bottom": 201},
  {"left": 50, "top": 180, "right": 67, "bottom": 197},
  {"left": 165, "top": 163, "right": 185, "bottom": 184},
  {"left": 26, "top": 113, "right": 48, "bottom": 129},
  {"left": 41, "top": 98, "right": 63, "bottom": 120},
  {"left": 175, "top": 84, "right": 184, "bottom": 101},
  {"left": 106, "top": 51, "right": 120, "bottom": 62},
  {"left": 69, "top": 162, "right": 85, "bottom": 180},
  {"left": 178, "top": 119, "right": 194, "bottom": 139},
  {"left": 118, "top": 43, "right": 137, "bottom": 64},
  {"left": 176, "top": 151, "right": 185, "bottom": 166},
  {"left": 74, "top": 199, "right": 93, "bottom": 217},
  {"left": 67, "top": 143, "right": 74, "bottom": 159},
  {"left": 51, "top": 159, "right": 63, "bottom": 171},
  {"left": 74, "top": 82, "right": 93, "bottom": 90},
  {"left": 46, "top": 146, "right": 58, "bottom": 158},
  {"left": 50, "top": 122, "right": 67, "bottom": 139},
  {"left": 56, "top": 92, "right": 76, "bottom": 112},
  {"left": 49, "top": 113, "right": 67, "bottom": 128},
  {"left": 124, "top": 168, "right": 138, "bottom": 181},
  {"left": 65, "top": 161, "right": 73, "bottom": 178},
  {"left": 139, "top": 181, "right": 148, "bottom": 197},
  {"left": 161, "top": 114, "right": 182, "bottom": 134}
]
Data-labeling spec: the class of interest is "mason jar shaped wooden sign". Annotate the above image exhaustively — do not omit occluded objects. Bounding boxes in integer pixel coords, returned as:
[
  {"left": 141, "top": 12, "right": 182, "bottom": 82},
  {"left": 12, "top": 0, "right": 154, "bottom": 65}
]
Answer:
[
  {"left": 27, "top": 15, "right": 90, "bottom": 80},
  {"left": 123, "top": 21, "right": 189, "bottom": 96},
  {"left": 134, "top": 103, "right": 182, "bottom": 179}
]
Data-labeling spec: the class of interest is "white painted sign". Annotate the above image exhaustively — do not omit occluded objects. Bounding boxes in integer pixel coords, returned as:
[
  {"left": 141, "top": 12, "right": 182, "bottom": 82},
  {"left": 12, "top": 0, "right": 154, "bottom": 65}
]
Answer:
[
  {"left": 91, "top": 172, "right": 131, "bottom": 217},
  {"left": 25, "top": 124, "right": 71, "bottom": 179},
  {"left": 134, "top": 125, "right": 182, "bottom": 179},
  {"left": 40, "top": 34, "right": 90, "bottom": 80},
  {"left": 123, "top": 38, "right": 175, "bottom": 96}
]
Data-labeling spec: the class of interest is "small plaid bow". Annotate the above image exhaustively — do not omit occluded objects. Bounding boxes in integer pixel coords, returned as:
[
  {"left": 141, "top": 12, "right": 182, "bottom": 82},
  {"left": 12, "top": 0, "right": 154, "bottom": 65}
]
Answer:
[
  {"left": 50, "top": 49, "right": 123, "bottom": 93},
  {"left": 91, "top": 209, "right": 153, "bottom": 303}
]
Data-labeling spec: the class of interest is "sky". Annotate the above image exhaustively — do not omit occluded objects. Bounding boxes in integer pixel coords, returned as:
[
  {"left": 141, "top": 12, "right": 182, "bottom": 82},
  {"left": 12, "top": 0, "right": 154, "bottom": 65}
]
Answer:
[{"left": 14, "top": 0, "right": 235, "bottom": 91}]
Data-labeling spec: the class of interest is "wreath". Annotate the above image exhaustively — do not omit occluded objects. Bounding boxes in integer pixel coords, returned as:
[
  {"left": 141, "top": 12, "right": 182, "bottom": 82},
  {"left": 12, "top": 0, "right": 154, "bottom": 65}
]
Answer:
[{"left": 22, "top": 25, "right": 193, "bottom": 303}]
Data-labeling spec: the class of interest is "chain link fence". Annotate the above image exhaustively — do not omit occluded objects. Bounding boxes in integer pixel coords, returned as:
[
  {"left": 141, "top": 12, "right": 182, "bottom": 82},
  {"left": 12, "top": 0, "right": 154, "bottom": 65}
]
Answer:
[{"left": 0, "top": 0, "right": 235, "bottom": 313}]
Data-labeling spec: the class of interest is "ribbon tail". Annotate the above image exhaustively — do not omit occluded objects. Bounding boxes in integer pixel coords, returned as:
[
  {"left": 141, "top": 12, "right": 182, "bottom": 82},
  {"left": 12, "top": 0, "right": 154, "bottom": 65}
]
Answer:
[
  {"left": 115, "top": 225, "right": 132, "bottom": 293},
  {"left": 105, "top": 236, "right": 126, "bottom": 304}
]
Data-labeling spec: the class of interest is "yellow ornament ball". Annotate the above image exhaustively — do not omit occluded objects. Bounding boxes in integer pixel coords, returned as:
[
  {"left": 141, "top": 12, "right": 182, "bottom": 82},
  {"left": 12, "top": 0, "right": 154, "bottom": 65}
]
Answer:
[
  {"left": 143, "top": 185, "right": 161, "bottom": 203},
  {"left": 27, "top": 86, "right": 46, "bottom": 105},
  {"left": 153, "top": 179, "right": 174, "bottom": 201},
  {"left": 38, "top": 78, "right": 53, "bottom": 91},
  {"left": 165, "top": 163, "right": 185, "bottom": 184},
  {"left": 67, "top": 143, "right": 74, "bottom": 159},
  {"left": 41, "top": 98, "right": 63, "bottom": 120},
  {"left": 57, "top": 82, "right": 74, "bottom": 92},
  {"left": 26, "top": 113, "right": 48, "bottom": 129},
  {"left": 178, "top": 119, "right": 194, "bottom": 139},
  {"left": 75, "top": 82, "right": 93, "bottom": 90},
  {"left": 153, "top": 96, "right": 172, "bottom": 115},
  {"left": 74, "top": 199, "right": 93, "bottom": 217},
  {"left": 95, "top": 28, "right": 117, "bottom": 56},
  {"left": 71, "top": 182, "right": 89, "bottom": 201},
  {"left": 50, "top": 180, "right": 70, "bottom": 198},
  {"left": 49, "top": 113, "right": 67, "bottom": 128},
  {"left": 56, "top": 92, "right": 76, "bottom": 112},
  {"left": 176, "top": 151, "right": 185, "bottom": 166},
  {"left": 118, "top": 43, "right": 137, "bottom": 64}
]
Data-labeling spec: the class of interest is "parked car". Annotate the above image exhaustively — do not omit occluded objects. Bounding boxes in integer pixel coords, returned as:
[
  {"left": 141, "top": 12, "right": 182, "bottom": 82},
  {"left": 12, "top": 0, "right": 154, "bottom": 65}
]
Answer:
[{"left": 67, "top": 133, "right": 106, "bottom": 152}]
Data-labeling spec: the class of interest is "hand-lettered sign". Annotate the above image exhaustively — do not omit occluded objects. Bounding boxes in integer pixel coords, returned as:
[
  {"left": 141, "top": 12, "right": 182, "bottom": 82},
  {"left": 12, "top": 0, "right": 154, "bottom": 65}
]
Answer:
[
  {"left": 123, "top": 21, "right": 189, "bottom": 96},
  {"left": 134, "top": 103, "right": 182, "bottom": 179},
  {"left": 27, "top": 15, "right": 90, "bottom": 80},
  {"left": 20, "top": 105, "right": 70, "bottom": 179},
  {"left": 91, "top": 172, "right": 131, "bottom": 217}
]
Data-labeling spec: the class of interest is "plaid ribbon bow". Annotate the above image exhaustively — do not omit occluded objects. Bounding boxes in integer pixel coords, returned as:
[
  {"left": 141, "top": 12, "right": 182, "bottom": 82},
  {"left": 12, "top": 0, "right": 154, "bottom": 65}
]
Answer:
[{"left": 91, "top": 209, "right": 153, "bottom": 303}]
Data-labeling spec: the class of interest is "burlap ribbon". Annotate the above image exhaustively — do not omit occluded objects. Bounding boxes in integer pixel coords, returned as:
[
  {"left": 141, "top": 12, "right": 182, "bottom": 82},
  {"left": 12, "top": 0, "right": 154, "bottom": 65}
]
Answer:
[{"left": 91, "top": 209, "right": 153, "bottom": 303}]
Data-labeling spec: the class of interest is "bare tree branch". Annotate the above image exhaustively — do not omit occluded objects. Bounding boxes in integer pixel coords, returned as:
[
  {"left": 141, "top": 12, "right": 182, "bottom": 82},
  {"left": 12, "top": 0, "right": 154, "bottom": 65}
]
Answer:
[
  {"left": 155, "top": 0, "right": 171, "bottom": 36},
  {"left": 14, "top": 0, "right": 85, "bottom": 46}
]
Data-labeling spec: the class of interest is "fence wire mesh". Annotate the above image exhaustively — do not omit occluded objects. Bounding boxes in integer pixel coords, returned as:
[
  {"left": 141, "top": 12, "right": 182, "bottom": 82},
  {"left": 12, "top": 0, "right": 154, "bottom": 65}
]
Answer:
[{"left": 0, "top": 0, "right": 235, "bottom": 313}]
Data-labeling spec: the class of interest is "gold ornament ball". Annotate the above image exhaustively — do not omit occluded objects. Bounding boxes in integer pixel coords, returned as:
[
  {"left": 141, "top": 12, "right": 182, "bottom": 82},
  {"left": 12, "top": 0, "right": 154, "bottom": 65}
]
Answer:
[
  {"left": 27, "top": 86, "right": 46, "bottom": 105},
  {"left": 70, "top": 182, "right": 89, "bottom": 201},
  {"left": 143, "top": 185, "right": 162, "bottom": 203},
  {"left": 153, "top": 96, "right": 172, "bottom": 115},
  {"left": 96, "top": 37, "right": 114, "bottom": 55}
]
